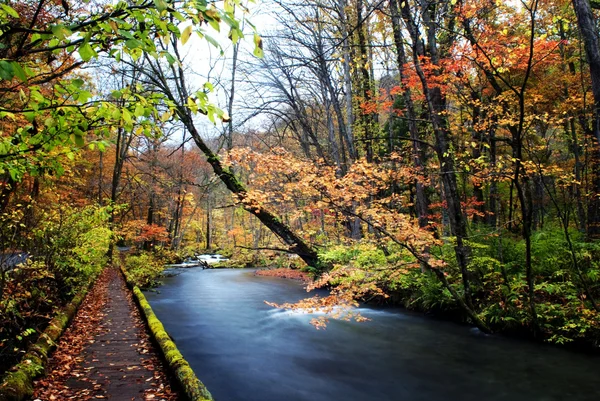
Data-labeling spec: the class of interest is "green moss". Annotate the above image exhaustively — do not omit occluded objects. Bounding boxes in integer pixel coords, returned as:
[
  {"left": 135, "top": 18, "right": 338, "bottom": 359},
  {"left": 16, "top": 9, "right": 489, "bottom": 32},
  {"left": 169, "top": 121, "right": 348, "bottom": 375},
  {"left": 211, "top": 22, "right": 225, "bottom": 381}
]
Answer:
[
  {"left": 206, "top": 154, "right": 220, "bottom": 163},
  {"left": 28, "top": 344, "right": 49, "bottom": 360},
  {"left": 164, "top": 350, "right": 182, "bottom": 364},
  {"left": 125, "top": 270, "right": 213, "bottom": 401},
  {"left": 0, "top": 370, "right": 33, "bottom": 401},
  {"left": 0, "top": 285, "right": 89, "bottom": 401}
]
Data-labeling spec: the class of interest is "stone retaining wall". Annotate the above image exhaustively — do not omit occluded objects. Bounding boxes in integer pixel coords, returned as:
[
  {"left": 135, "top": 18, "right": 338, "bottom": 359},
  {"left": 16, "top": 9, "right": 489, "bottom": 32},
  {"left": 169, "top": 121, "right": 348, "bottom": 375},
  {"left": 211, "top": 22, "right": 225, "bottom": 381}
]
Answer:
[
  {"left": 0, "top": 289, "right": 89, "bottom": 401},
  {"left": 121, "top": 267, "right": 214, "bottom": 401}
]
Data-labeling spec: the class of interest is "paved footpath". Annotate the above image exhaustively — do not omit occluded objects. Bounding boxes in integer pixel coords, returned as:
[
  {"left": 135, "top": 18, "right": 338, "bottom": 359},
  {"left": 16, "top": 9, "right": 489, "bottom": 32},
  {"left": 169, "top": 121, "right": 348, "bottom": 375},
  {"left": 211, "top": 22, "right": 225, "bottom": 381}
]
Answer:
[{"left": 32, "top": 267, "right": 178, "bottom": 400}]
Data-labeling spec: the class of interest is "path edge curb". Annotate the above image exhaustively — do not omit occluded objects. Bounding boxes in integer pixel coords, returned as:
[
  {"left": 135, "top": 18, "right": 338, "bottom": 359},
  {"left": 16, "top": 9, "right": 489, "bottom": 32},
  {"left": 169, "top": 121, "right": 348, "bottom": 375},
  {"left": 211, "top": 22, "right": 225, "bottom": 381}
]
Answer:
[
  {"left": 0, "top": 284, "right": 91, "bottom": 401},
  {"left": 120, "top": 266, "right": 214, "bottom": 401}
]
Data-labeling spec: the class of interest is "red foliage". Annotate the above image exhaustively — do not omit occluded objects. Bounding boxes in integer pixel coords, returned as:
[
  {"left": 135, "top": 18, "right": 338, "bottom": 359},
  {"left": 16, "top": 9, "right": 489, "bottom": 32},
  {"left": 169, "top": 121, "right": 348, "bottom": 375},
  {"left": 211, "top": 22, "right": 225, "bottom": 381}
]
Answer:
[{"left": 137, "top": 224, "right": 170, "bottom": 244}]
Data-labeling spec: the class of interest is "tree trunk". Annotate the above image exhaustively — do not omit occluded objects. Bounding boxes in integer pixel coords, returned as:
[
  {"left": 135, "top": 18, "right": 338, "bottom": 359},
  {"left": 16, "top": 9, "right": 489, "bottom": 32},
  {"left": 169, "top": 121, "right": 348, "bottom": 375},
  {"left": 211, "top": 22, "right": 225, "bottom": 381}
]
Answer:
[
  {"left": 401, "top": 1, "right": 473, "bottom": 305},
  {"left": 470, "top": 92, "right": 487, "bottom": 225},
  {"left": 0, "top": 176, "right": 16, "bottom": 214},
  {"left": 389, "top": 0, "right": 430, "bottom": 229},
  {"left": 355, "top": 0, "right": 376, "bottom": 162},
  {"left": 572, "top": 0, "right": 600, "bottom": 238},
  {"left": 226, "top": 42, "right": 239, "bottom": 151},
  {"left": 177, "top": 109, "right": 322, "bottom": 267},
  {"left": 206, "top": 196, "right": 212, "bottom": 250},
  {"left": 338, "top": 0, "right": 357, "bottom": 160}
]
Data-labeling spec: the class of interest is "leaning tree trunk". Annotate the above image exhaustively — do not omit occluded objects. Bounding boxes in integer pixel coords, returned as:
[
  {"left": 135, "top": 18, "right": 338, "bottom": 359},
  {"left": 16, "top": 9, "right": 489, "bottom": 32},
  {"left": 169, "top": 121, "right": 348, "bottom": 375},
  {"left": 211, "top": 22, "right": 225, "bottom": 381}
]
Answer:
[
  {"left": 177, "top": 109, "right": 321, "bottom": 268},
  {"left": 141, "top": 39, "right": 324, "bottom": 268}
]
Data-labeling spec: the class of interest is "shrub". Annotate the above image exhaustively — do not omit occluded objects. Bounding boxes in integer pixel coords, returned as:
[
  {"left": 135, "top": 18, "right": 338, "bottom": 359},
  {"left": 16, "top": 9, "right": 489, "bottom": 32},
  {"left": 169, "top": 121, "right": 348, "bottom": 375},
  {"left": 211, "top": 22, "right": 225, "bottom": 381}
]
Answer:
[
  {"left": 32, "top": 204, "right": 112, "bottom": 293},
  {"left": 319, "top": 245, "right": 360, "bottom": 265},
  {"left": 355, "top": 248, "right": 387, "bottom": 269},
  {"left": 0, "top": 204, "right": 112, "bottom": 374},
  {"left": 124, "top": 253, "right": 165, "bottom": 288}
]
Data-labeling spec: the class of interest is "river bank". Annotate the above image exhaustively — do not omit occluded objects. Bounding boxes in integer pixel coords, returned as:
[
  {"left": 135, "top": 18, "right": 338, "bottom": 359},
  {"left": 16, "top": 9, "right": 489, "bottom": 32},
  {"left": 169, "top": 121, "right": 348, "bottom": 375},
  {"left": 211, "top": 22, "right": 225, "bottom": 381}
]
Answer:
[{"left": 254, "top": 267, "right": 311, "bottom": 281}]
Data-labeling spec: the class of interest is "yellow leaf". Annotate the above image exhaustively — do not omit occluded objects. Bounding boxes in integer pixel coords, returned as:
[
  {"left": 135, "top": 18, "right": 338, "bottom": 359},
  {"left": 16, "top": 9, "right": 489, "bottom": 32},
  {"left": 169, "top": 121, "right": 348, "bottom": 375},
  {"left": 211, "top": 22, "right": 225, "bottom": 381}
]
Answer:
[{"left": 181, "top": 25, "right": 193, "bottom": 45}]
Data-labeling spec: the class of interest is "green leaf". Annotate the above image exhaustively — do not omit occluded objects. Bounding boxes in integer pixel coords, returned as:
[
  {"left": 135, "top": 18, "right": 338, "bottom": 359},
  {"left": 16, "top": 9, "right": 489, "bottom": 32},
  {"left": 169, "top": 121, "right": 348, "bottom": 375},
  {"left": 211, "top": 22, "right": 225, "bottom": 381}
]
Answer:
[
  {"left": 9, "top": 168, "right": 17, "bottom": 181},
  {"left": 79, "top": 43, "right": 96, "bottom": 62},
  {"left": 229, "top": 28, "right": 241, "bottom": 44},
  {"left": 125, "top": 39, "right": 143, "bottom": 49},
  {"left": 122, "top": 108, "right": 132, "bottom": 124},
  {"left": 51, "top": 24, "right": 72, "bottom": 41},
  {"left": 134, "top": 104, "right": 145, "bottom": 117},
  {"left": 0, "top": 111, "right": 16, "bottom": 120},
  {"left": 154, "top": 0, "right": 168, "bottom": 11},
  {"left": 0, "top": 60, "right": 14, "bottom": 81},
  {"left": 221, "top": 12, "right": 239, "bottom": 29},
  {"left": 11, "top": 62, "right": 27, "bottom": 83},
  {"left": 23, "top": 112, "right": 36, "bottom": 122},
  {"left": 118, "top": 29, "right": 135, "bottom": 40},
  {"left": 203, "top": 32, "right": 222, "bottom": 51},
  {"left": 30, "top": 90, "right": 45, "bottom": 103},
  {"left": 171, "top": 11, "right": 186, "bottom": 22},
  {"left": 165, "top": 53, "right": 176, "bottom": 65},
  {"left": 208, "top": 18, "right": 220, "bottom": 32},
  {"left": 78, "top": 90, "right": 92, "bottom": 103},
  {"left": 74, "top": 134, "right": 85, "bottom": 147},
  {"left": 72, "top": 78, "right": 85, "bottom": 89},
  {"left": 44, "top": 117, "right": 56, "bottom": 127},
  {"left": 1, "top": 4, "right": 19, "bottom": 18}
]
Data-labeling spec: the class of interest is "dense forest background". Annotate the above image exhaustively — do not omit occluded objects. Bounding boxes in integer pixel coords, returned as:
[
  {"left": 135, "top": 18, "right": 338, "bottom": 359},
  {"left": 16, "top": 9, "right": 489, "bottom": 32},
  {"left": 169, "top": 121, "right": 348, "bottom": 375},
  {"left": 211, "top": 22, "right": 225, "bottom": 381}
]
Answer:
[{"left": 2, "top": 0, "right": 600, "bottom": 373}]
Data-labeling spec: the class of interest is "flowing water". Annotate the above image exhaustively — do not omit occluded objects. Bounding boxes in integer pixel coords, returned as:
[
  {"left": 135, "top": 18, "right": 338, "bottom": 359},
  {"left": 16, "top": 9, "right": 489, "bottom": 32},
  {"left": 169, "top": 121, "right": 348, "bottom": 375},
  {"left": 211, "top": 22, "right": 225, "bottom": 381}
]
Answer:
[{"left": 144, "top": 268, "right": 600, "bottom": 401}]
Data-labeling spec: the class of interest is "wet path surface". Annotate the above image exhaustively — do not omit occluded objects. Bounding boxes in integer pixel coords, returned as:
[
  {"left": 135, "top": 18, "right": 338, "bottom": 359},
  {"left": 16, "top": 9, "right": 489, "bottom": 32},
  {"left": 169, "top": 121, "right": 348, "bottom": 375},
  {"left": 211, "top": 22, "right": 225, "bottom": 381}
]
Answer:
[
  {"left": 146, "top": 268, "right": 600, "bottom": 401},
  {"left": 33, "top": 267, "right": 177, "bottom": 400}
]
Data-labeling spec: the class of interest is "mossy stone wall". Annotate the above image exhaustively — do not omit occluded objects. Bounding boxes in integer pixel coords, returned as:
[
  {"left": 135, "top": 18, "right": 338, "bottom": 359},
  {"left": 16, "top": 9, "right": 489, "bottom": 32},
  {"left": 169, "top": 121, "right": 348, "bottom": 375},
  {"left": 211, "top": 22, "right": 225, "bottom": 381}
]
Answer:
[
  {"left": 0, "top": 290, "right": 88, "bottom": 401},
  {"left": 122, "top": 268, "right": 214, "bottom": 401}
]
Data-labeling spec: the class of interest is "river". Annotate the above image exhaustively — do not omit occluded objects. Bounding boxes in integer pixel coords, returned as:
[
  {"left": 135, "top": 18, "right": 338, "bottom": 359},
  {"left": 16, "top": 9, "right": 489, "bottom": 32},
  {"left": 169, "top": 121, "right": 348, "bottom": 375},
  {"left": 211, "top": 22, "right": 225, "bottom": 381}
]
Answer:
[{"left": 144, "top": 268, "right": 600, "bottom": 401}]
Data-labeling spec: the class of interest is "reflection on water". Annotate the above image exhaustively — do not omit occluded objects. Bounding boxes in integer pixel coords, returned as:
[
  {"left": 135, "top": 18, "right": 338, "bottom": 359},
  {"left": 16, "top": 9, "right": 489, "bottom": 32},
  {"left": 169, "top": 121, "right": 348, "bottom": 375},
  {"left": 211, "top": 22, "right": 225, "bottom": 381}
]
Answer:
[{"left": 145, "top": 268, "right": 600, "bottom": 401}]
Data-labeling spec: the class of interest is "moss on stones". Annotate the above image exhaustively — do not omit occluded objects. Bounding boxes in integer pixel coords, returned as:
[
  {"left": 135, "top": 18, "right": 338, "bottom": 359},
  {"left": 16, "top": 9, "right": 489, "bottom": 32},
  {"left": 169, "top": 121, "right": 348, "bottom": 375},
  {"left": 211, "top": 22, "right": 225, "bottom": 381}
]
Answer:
[
  {"left": 123, "top": 268, "right": 213, "bottom": 401},
  {"left": 0, "top": 287, "right": 89, "bottom": 401}
]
